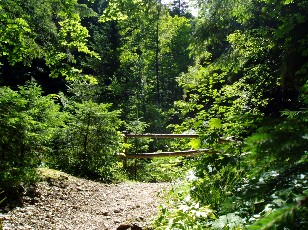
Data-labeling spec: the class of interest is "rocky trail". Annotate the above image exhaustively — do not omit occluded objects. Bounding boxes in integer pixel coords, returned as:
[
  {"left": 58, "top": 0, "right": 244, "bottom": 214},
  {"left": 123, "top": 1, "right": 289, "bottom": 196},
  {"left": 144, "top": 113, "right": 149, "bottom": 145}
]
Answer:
[{"left": 0, "top": 169, "right": 171, "bottom": 230}]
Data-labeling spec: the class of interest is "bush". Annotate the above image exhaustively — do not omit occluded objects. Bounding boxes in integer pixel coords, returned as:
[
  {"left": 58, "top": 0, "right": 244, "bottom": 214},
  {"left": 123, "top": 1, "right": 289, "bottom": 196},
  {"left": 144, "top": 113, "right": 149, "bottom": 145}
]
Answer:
[
  {"left": 154, "top": 110, "right": 308, "bottom": 229},
  {"left": 133, "top": 157, "right": 188, "bottom": 182},
  {"left": 49, "top": 100, "right": 123, "bottom": 182},
  {"left": 0, "top": 82, "right": 62, "bottom": 200}
]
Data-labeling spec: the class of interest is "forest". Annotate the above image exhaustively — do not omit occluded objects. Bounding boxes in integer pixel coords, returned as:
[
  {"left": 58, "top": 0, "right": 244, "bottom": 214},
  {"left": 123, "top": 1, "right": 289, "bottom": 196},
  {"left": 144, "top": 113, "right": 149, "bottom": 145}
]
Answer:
[{"left": 0, "top": 0, "right": 307, "bottom": 229}]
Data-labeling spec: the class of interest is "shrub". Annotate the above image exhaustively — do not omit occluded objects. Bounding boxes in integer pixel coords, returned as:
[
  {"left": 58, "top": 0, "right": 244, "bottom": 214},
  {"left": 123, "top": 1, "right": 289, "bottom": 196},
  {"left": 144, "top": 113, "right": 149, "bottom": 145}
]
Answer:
[
  {"left": 0, "top": 82, "right": 62, "bottom": 199},
  {"left": 49, "top": 100, "right": 123, "bottom": 182}
]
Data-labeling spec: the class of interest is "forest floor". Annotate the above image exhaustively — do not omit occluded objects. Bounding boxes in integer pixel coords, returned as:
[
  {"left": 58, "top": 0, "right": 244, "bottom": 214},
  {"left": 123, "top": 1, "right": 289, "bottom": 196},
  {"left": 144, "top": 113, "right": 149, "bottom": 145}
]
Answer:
[{"left": 0, "top": 169, "right": 171, "bottom": 230}]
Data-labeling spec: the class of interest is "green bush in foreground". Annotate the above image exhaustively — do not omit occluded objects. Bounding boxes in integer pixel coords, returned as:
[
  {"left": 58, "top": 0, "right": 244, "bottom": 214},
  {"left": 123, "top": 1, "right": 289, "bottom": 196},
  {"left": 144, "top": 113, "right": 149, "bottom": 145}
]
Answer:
[
  {"left": 153, "top": 110, "right": 308, "bottom": 229},
  {"left": 0, "top": 82, "right": 63, "bottom": 199}
]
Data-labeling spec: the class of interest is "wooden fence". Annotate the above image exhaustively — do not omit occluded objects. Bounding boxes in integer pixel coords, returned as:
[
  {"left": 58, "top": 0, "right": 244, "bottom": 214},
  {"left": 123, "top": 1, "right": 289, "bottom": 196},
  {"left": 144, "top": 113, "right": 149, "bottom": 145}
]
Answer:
[
  {"left": 118, "top": 132, "right": 238, "bottom": 178},
  {"left": 119, "top": 132, "right": 215, "bottom": 162}
]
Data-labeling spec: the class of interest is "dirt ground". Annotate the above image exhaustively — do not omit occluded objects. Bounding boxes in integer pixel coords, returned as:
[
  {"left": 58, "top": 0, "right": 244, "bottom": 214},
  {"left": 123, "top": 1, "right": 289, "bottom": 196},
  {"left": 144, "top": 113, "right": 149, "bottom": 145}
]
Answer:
[{"left": 0, "top": 169, "right": 171, "bottom": 230}]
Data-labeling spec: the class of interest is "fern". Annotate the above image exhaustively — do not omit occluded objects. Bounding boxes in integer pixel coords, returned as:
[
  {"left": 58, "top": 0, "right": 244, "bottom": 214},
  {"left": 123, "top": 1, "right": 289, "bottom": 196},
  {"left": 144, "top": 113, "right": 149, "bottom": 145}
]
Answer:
[{"left": 247, "top": 205, "right": 296, "bottom": 230}]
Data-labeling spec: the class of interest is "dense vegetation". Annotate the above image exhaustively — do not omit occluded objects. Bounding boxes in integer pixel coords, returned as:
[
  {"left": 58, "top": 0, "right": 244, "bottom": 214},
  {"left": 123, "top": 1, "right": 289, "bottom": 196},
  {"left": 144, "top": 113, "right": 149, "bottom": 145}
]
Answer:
[{"left": 0, "top": 0, "right": 307, "bottom": 229}]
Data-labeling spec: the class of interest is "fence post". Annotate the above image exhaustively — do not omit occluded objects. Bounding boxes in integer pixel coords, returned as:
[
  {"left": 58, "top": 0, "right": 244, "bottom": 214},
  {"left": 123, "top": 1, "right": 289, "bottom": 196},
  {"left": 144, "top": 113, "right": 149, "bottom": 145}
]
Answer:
[{"left": 123, "top": 131, "right": 128, "bottom": 169}]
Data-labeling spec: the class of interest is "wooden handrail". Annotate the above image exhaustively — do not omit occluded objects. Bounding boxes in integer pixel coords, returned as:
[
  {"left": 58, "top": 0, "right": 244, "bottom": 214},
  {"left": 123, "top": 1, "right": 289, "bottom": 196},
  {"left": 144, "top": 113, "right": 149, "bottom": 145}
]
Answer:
[
  {"left": 122, "top": 133, "right": 237, "bottom": 143},
  {"left": 120, "top": 132, "right": 237, "bottom": 161},
  {"left": 123, "top": 133, "right": 199, "bottom": 138},
  {"left": 119, "top": 149, "right": 214, "bottom": 159},
  {"left": 120, "top": 132, "right": 240, "bottom": 179}
]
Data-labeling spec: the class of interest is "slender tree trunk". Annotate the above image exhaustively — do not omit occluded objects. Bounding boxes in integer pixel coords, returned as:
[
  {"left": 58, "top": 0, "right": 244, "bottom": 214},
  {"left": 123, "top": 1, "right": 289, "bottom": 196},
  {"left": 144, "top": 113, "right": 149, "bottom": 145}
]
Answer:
[
  {"left": 83, "top": 113, "right": 91, "bottom": 164},
  {"left": 156, "top": 22, "right": 160, "bottom": 105},
  {"left": 156, "top": 0, "right": 161, "bottom": 105}
]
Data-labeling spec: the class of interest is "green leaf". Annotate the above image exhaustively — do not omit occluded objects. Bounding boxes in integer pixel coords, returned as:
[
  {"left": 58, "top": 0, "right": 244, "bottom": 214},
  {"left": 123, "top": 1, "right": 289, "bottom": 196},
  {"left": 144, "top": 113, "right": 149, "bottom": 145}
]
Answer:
[
  {"left": 209, "top": 118, "right": 222, "bottom": 129},
  {"left": 188, "top": 138, "right": 201, "bottom": 149},
  {"left": 284, "top": 0, "right": 294, "bottom": 4}
]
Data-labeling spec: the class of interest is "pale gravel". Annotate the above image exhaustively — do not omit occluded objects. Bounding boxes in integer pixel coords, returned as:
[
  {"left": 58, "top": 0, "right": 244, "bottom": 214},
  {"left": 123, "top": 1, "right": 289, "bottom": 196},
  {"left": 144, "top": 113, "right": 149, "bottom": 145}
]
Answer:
[{"left": 0, "top": 174, "right": 171, "bottom": 230}]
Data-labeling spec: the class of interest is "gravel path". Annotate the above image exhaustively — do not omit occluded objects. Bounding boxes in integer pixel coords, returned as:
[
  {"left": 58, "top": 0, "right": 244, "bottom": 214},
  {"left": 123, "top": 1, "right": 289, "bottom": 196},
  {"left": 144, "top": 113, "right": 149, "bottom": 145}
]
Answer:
[{"left": 0, "top": 170, "right": 171, "bottom": 230}]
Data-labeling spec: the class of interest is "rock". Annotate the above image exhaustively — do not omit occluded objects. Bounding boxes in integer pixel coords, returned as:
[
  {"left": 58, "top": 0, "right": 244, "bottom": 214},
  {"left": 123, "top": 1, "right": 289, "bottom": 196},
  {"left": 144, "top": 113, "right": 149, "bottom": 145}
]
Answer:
[
  {"left": 131, "top": 223, "right": 143, "bottom": 230},
  {"left": 138, "top": 216, "right": 144, "bottom": 221},
  {"left": 102, "top": 211, "right": 109, "bottom": 216},
  {"left": 114, "top": 208, "right": 121, "bottom": 213},
  {"left": 114, "top": 219, "right": 121, "bottom": 224},
  {"left": 117, "top": 223, "right": 133, "bottom": 230}
]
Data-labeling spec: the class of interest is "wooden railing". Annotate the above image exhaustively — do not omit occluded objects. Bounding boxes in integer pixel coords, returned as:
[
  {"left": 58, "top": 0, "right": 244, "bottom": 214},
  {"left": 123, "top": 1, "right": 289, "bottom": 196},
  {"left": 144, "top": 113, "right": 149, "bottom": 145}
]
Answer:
[
  {"left": 119, "top": 132, "right": 214, "bottom": 161},
  {"left": 119, "top": 132, "right": 239, "bottom": 178}
]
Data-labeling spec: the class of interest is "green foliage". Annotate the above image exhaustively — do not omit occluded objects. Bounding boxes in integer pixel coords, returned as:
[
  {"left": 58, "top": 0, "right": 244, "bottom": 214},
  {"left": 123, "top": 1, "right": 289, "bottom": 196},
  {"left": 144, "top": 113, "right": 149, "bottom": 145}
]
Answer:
[
  {"left": 0, "top": 82, "right": 125, "bottom": 187},
  {"left": 247, "top": 205, "right": 297, "bottom": 230},
  {"left": 244, "top": 110, "right": 308, "bottom": 183},
  {"left": 157, "top": 0, "right": 308, "bottom": 228},
  {"left": 0, "top": 0, "right": 98, "bottom": 82},
  {"left": 97, "top": 0, "right": 193, "bottom": 132},
  {"left": 122, "top": 119, "right": 198, "bottom": 182},
  {"left": 49, "top": 99, "right": 123, "bottom": 182},
  {"left": 154, "top": 179, "right": 216, "bottom": 229},
  {"left": 66, "top": 75, "right": 100, "bottom": 102},
  {"left": 0, "top": 12, "right": 39, "bottom": 65},
  {"left": 156, "top": 203, "right": 215, "bottom": 230},
  {"left": 156, "top": 112, "right": 307, "bottom": 228},
  {"left": 0, "top": 2, "right": 306, "bottom": 230},
  {"left": 236, "top": 110, "right": 308, "bottom": 227},
  {"left": 158, "top": 14, "right": 193, "bottom": 109},
  {"left": 211, "top": 213, "right": 244, "bottom": 229},
  {"left": 0, "top": 82, "right": 63, "bottom": 197},
  {"left": 191, "top": 160, "right": 242, "bottom": 210},
  {"left": 124, "top": 119, "right": 152, "bottom": 153},
  {"left": 136, "top": 157, "right": 187, "bottom": 182},
  {"left": 46, "top": 12, "right": 100, "bottom": 80}
]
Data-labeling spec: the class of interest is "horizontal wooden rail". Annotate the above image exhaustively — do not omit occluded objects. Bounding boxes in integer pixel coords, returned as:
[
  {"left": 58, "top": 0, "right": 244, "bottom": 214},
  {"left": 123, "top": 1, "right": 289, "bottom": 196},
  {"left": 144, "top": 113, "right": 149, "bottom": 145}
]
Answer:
[
  {"left": 123, "top": 133, "right": 199, "bottom": 138},
  {"left": 119, "top": 132, "right": 237, "bottom": 162},
  {"left": 123, "top": 133, "right": 237, "bottom": 143},
  {"left": 119, "top": 149, "right": 213, "bottom": 159}
]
